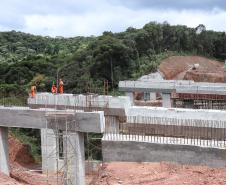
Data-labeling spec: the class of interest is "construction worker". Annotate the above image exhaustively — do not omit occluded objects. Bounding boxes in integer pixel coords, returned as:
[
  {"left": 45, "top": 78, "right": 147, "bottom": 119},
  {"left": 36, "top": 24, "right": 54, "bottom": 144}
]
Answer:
[
  {"left": 30, "top": 84, "right": 37, "bottom": 98},
  {"left": 59, "top": 79, "right": 64, "bottom": 94},
  {"left": 51, "top": 83, "right": 57, "bottom": 94}
]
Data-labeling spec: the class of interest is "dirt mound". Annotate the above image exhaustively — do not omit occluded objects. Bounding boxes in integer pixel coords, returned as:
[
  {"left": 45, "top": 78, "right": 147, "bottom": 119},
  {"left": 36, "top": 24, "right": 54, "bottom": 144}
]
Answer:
[
  {"left": 9, "top": 135, "right": 35, "bottom": 166},
  {"left": 91, "top": 162, "right": 226, "bottom": 185},
  {"left": 159, "top": 56, "right": 226, "bottom": 82}
]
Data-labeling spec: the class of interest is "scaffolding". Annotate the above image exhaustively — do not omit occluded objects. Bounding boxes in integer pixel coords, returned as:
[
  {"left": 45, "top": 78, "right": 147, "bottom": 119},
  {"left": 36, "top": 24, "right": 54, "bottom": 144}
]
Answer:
[{"left": 42, "top": 93, "right": 109, "bottom": 184}]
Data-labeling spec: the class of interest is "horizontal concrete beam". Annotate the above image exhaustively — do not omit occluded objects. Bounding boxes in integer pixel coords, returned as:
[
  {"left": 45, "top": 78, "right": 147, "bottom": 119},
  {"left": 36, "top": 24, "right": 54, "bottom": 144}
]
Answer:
[
  {"left": 29, "top": 104, "right": 126, "bottom": 117},
  {"left": 119, "top": 80, "right": 226, "bottom": 95},
  {"left": 0, "top": 106, "right": 104, "bottom": 133},
  {"left": 128, "top": 106, "right": 226, "bottom": 122},
  {"left": 119, "top": 81, "right": 174, "bottom": 93},
  {"left": 28, "top": 93, "right": 130, "bottom": 116}
]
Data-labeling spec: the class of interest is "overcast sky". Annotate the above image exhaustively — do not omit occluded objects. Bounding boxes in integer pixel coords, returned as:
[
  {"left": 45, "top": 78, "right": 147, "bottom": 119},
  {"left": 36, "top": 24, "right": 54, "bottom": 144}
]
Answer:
[{"left": 0, "top": 0, "right": 226, "bottom": 37}]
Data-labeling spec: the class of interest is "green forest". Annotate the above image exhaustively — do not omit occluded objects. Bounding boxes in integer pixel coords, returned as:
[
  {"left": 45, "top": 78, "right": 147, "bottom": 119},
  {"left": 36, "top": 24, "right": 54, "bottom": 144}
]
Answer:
[
  {"left": 1, "top": 22, "right": 226, "bottom": 101},
  {"left": 1, "top": 21, "right": 226, "bottom": 161}
]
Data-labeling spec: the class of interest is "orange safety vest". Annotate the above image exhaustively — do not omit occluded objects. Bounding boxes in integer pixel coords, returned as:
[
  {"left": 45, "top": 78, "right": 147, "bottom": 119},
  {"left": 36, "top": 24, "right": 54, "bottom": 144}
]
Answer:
[
  {"left": 31, "top": 86, "right": 36, "bottom": 98},
  {"left": 51, "top": 85, "right": 57, "bottom": 93},
  {"left": 59, "top": 81, "right": 64, "bottom": 94}
]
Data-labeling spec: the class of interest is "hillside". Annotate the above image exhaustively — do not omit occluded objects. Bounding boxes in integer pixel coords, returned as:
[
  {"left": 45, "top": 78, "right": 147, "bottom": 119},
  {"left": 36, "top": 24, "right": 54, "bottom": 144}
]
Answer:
[
  {"left": 159, "top": 56, "right": 226, "bottom": 82},
  {"left": 0, "top": 31, "right": 94, "bottom": 64},
  {"left": 1, "top": 22, "right": 226, "bottom": 99}
]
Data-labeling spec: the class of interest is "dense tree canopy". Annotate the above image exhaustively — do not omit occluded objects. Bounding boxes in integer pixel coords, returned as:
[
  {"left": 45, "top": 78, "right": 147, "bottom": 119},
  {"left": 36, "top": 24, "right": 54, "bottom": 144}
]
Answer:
[{"left": 1, "top": 22, "right": 226, "bottom": 97}]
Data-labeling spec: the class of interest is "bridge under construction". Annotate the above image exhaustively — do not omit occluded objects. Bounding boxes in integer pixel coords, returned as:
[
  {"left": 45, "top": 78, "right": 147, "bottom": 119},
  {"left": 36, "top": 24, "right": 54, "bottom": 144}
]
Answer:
[{"left": 1, "top": 79, "right": 226, "bottom": 184}]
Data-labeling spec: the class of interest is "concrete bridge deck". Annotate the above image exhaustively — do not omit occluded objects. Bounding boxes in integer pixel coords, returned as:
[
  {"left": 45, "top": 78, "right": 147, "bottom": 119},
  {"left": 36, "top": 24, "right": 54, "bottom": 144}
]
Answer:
[{"left": 27, "top": 93, "right": 131, "bottom": 116}]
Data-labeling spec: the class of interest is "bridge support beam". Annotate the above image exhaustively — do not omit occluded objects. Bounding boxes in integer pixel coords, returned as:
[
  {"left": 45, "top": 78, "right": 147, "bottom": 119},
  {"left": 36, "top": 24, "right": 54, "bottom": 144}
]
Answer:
[{"left": 0, "top": 127, "right": 9, "bottom": 176}]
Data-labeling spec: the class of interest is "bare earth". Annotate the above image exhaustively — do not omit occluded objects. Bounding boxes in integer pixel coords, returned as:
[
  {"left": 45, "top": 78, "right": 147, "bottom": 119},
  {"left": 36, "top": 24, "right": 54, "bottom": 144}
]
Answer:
[
  {"left": 90, "top": 162, "right": 226, "bottom": 185},
  {"left": 0, "top": 172, "right": 22, "bottom": 185},
  {"left": 159, "top": 56, "right": 226, "bottom": 82}
]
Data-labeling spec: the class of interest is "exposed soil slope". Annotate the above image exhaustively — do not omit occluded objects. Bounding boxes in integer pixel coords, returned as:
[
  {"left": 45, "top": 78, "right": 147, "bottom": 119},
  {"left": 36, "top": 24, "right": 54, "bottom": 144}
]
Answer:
[
  {"left": 91, "top": 162, "right": 226, "bottom": 185},
  {"left": 0, "top": 172, "right": 23, "bottom": 185},
  {"left": 7, "top": 135, "right": 57, "bottom": 185},
  {"left": 9, "top": 135, "right": 35, "bottom": 167},
  {"left": 159, "top": 56, "right": 226, "bottom": 82}
]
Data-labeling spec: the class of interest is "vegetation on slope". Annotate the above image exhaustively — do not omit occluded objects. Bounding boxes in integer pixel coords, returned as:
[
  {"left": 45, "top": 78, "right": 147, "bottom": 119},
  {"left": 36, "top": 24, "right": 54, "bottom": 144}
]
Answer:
[{"left": 1, "top": 22, "right": 226, "bottom": 98}]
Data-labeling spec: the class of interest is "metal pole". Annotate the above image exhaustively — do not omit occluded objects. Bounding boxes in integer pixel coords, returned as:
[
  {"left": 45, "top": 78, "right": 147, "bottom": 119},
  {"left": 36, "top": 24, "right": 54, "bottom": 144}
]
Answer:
[{"left": 57, "top": 68, "right": 59, "bottom": 94}]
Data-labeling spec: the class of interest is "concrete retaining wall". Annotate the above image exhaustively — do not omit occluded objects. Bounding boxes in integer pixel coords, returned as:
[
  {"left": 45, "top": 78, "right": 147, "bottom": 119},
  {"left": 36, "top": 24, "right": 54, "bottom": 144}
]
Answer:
[{"left": 102, "top": 140, "right": 226, "bottom": 167}]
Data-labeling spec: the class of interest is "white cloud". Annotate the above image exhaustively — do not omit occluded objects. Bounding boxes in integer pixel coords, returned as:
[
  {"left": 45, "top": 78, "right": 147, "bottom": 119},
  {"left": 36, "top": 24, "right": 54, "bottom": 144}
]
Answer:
[{"left": 1, "top": 0, "right": 226, "bottom": 37}]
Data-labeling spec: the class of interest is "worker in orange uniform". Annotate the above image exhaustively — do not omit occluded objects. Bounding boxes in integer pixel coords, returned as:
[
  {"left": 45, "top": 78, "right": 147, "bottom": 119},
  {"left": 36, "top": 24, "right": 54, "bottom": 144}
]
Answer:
[
  {"left": 59, "top": 79, "right": 64, "bottom": 94},
  {"left": 30, "top": 84, "right": 37, "bottom": 98},
  {"left": 51, "top": 83, "right": 57, "bottom": 94}
]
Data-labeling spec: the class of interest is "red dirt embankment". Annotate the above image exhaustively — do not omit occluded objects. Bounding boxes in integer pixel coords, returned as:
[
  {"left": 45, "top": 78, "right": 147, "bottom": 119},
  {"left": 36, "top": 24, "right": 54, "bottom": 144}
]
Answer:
[
  {"left": 8, "top": 135, "right": 56, "bottom": 185},
  {"left": 92, "top": 162, "right": 226, "bottom": 185},
  {"left": 159, "top": 56, "right": 226, "bottom": 82},
  {"left": 9, "top": 136, "right": 35, "bottom": 166},
  {"left": 0, "top": 135, "right": 34, "bottom": 184},
  {"left": 0, "top": 172, "right": 22, "bottom": 185}
]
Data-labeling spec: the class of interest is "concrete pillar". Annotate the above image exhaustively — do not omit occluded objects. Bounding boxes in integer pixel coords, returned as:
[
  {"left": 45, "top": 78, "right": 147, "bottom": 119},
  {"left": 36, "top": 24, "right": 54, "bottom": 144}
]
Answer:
[
  {"left": 126, "top": 92, "right": 134, "bottom": 105},
  {"left": 150, "top": 92, "right": 156, "bottom": 100},
  {"left": 41, "top": 128, "right": 58, "bottom": 174},
  {"left": 0, "top": 127, "right": 9, "bottom": 176},
  {"left": 144, "top": 92, "right": 156, "bottom": 101},
  {"left": 162, "top": 93, "right": 171, "bottom": 108},
  {"left": 64, "top": 131, "right": 85, "bottom": 185}
]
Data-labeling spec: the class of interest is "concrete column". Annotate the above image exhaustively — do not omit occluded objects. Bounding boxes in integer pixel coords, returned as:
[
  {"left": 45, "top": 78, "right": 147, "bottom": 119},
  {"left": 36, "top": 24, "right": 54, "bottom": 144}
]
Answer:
[
  {"left": 41, "top": 128, "right": 58, "bottom": 174},
  {"left": 0, "top": 127, "right": 9, "bottom": 176},
  {"left": 144, "top": 92, "right": 156, "bottom": 101},
  {"left": 150, "top": 92, "right": 156, "bottom": 100},
  {"left": 126, "top": 92, "right": 134, "bottom": 105},
  {"left": 162, "top": 93, "right": 171, "bottom": 108},
  {"left": 64, "top": 131, "right": 85, "bottom": 185}
]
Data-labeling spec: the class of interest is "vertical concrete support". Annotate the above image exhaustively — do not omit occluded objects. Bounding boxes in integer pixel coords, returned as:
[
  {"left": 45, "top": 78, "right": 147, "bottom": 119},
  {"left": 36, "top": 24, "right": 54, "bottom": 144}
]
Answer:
[
  {"left": 41, "top": 128, "right": 58, "bottom": 174},
  {"left": 162, "top": 93, "right": 171, "bottom": 108},
  {"left": 64, "top": 131, "right": 85, "bottom": 185},
  {"left": 126, "top": 92, "right": 134, "bottom": 105},
  {"left": 0, "top": 127, "right": 9, "bottom": 176},
  {"left": 150, "top": 92, "right": 156, "bottom": 100}
]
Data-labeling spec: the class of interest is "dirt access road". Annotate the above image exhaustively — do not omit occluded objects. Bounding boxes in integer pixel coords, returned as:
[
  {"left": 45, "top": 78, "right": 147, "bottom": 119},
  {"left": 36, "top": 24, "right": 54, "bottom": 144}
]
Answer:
[{"left": 90, "top": 162, "right": 226, "bottom": 185}]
